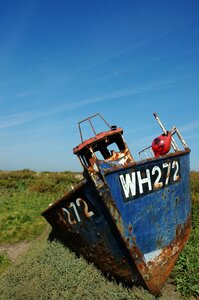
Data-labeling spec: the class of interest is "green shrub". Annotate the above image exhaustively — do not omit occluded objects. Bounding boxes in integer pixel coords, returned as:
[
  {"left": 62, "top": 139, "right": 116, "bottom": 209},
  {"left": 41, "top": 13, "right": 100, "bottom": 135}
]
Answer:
[
  {"left": 28, "top": 172, "right": 79, "bottom": 194},
  {"left": 190, "top": 171, "right": 199, "bottom": 202},
  {"left": 0, "top": 170, "right": 35, "bottom": 191},
  {"left": 28, "top": 179, "right": 57, "bottom": 193}
]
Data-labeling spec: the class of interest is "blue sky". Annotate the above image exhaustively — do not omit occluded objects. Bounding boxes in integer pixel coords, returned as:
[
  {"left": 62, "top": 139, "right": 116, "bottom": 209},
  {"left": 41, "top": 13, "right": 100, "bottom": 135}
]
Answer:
[{"left": 0, "top": 0, "right": 199, "bottom": 172}]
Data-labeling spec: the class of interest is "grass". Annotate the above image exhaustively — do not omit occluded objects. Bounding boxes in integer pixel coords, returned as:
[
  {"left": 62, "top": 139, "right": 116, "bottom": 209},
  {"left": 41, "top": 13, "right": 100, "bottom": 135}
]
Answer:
[
  {"left": 0, "top": 170, "right": 198, "bottom": 299},
  {"left": 0, "top": 254, "right": 10, "bottom": 274},
  {"left": 0, "top": 239, "right": 155, "bottom": 300},
  {"left": 171, "top": 185, "right": 199, "bottom": 298},
  {"left": 0, "top": 170, "right": 80, "bottom": 244}
]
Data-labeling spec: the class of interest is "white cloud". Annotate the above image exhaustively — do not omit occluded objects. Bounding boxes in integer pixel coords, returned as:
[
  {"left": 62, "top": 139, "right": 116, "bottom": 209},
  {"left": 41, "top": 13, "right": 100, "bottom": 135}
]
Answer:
[
  {"left": 0, "top": 111, "right": 46, "bottom": 129},
  {"left": 0, "top": 77, "right": 187, "bottom": 130}
]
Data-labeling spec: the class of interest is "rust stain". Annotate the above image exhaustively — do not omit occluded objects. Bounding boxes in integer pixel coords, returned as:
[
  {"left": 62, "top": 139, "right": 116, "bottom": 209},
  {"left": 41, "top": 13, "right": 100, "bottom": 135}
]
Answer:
[
  {"left": 128, "top": 214, "right": 191, "bottom": 295},
  {"left": 128, "top": 224, "right": 133, "bottom": 234},
  {"left": 154, "top": 182, "right": 163, "bottom": 189},
  {"left": 102, "top": 190, "right": 125, "bottom": 236}
]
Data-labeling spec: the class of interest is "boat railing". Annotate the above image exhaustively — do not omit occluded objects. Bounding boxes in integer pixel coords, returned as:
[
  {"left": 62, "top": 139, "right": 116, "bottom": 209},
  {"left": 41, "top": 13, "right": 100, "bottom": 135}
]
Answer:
[
  {"left": 78, "top": 113, "right": 111, "bottom": 143},
  {"left": 139, "top": 126, "right": 189, "bottom": 160},
  {"left": 138, "top": 146, "right": 154, "bottom": 160},
  {"left": 138, "top": 113, "right": 189, "bottom": 160}
]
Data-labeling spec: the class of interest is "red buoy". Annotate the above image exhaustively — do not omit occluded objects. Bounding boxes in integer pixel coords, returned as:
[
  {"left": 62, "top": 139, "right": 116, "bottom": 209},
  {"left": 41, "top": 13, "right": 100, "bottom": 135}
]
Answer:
[{"left": 152, "top": 131, "right": 172, "bottom": 157}]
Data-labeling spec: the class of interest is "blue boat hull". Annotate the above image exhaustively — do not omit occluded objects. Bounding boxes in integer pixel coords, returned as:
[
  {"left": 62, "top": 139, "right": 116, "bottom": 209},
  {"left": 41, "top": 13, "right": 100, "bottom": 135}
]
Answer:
[
  {"left": 102, "top": 151, "right": 191, "bottom": 293},
  {"left": 42, "top": 151, "right": 191, "bottom": 295}
]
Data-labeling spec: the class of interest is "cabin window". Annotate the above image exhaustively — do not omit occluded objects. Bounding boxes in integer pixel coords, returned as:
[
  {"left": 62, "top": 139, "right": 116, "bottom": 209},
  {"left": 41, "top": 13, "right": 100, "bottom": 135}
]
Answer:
[
  {"left": 107, "top": 143, "right": 120, "bottom": 155},
  {"left": 79, "top": 149, "right": 93, "bottom": 168},
  {"left": 94, "top": 150, "right": 104, "bottom": 160},
  {"left": 77, "top": 133, "right": 131, "bottom": 169},
  {"left": 93, "top": 134, "right": 127, "bottom": 161},
  {"left": 79, "top": 155, "right": 88, "bottom": 167}
]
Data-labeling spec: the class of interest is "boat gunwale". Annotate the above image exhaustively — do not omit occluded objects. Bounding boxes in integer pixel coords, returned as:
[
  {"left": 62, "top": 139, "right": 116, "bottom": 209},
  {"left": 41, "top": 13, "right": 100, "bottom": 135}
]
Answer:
[{"left": 102, "top": 149, "right": 191, "bottom": 177}]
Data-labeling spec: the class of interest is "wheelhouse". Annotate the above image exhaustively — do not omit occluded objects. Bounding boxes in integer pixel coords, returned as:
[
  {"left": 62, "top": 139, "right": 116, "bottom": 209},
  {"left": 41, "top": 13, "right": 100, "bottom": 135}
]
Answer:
[{"left": 73, "top": 113, "right": 134, "bottom": 173}]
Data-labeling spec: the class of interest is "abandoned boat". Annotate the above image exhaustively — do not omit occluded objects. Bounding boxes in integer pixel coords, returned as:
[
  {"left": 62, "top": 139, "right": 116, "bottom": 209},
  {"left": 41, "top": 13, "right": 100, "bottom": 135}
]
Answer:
[{"left": 42, "top": 113, "right": 191, "bottom": 295}]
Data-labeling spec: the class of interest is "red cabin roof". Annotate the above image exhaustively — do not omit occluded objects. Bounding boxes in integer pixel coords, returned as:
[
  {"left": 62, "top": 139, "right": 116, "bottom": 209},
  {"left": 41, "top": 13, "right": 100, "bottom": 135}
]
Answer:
[{"left": 73, "top": 127, "right": 123, "bottom": 154}]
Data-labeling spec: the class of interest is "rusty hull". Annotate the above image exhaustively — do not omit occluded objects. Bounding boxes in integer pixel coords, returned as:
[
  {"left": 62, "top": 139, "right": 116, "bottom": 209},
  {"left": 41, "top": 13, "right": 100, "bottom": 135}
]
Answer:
[
  {"left": 99, "top": 184, "right": 191, "bottom": 295},
  {"left": 42, "top": 181, "right": 140, "bottom": 286},
  {"left": 102, "top": 151, "right": 191, "bottom": 295},
  {"left": 128, "top": 214, "right": 191, "bottom": 295}
]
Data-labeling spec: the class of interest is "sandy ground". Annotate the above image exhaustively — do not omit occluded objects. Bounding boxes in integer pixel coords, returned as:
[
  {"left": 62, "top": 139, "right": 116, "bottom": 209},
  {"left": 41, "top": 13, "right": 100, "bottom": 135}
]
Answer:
[{"left": 0, "top": 241, "right": 32, "bottom": 262}]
